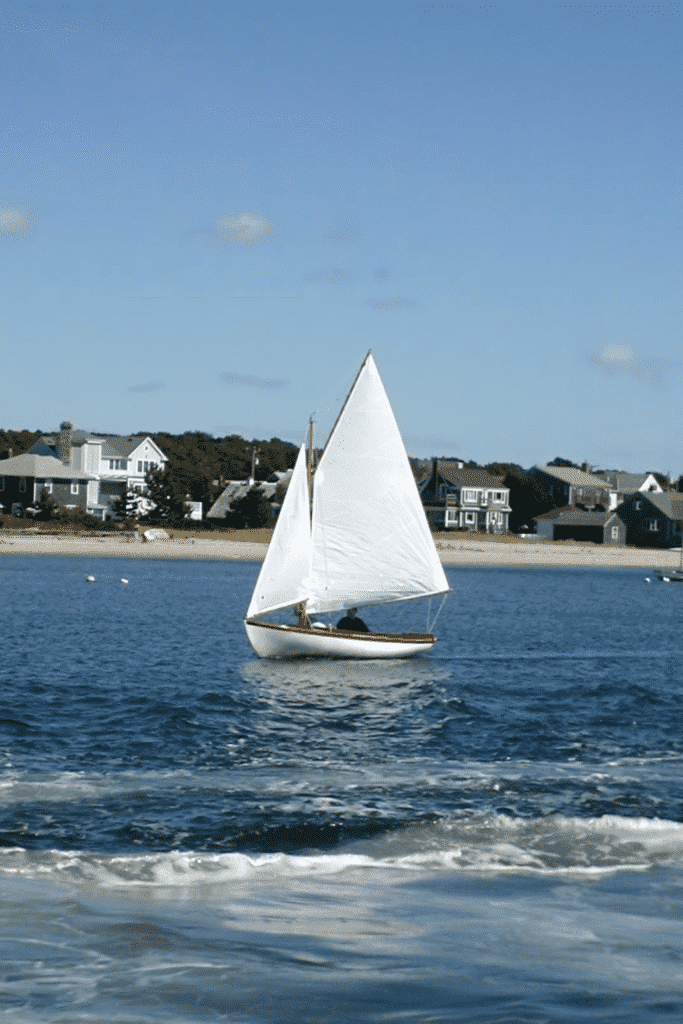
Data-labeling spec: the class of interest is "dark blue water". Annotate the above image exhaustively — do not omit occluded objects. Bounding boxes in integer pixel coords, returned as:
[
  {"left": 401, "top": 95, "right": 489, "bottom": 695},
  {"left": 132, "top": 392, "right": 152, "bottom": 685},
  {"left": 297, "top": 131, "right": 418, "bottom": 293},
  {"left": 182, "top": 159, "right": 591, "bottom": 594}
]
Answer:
[{"left": 1, "top": 554, "right": 683, "bottom": 1022}]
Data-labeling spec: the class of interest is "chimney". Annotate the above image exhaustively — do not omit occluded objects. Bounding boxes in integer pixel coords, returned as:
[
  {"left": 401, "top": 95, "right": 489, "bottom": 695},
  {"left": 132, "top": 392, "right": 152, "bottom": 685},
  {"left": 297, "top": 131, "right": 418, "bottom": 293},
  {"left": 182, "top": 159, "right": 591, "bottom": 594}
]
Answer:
[
  {"left": 581, "top": 462, "right": 592, "bottom": 474},
  {"left": 58, "top": 421, "right": 72, "bottom": 465}
]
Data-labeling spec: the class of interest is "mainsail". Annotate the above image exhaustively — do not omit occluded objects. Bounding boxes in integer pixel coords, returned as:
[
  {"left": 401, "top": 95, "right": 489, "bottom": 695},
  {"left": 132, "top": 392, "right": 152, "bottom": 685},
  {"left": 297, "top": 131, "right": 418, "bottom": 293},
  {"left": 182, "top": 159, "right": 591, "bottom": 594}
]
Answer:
[
  {"left": 246, "top": 444, "right": 311, "bottom": 618},
  {"left": 305, "top": 353, "right": 449, "bottom": 615}
]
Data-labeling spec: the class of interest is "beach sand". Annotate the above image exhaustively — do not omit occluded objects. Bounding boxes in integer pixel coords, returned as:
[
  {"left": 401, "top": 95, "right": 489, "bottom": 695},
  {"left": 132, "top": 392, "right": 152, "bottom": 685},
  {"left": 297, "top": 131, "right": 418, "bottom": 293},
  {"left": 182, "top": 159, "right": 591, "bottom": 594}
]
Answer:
[{"left": 0, "top": 531, "right": 679, "bottom": 569}]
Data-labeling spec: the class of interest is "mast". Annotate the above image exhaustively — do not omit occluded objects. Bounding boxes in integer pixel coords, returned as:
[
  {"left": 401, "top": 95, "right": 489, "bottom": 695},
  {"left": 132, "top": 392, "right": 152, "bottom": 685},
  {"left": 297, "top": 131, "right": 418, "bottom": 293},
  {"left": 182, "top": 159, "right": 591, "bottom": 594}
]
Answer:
[{"left": 307, "top": 417, "right": 315, "bottom": 514}]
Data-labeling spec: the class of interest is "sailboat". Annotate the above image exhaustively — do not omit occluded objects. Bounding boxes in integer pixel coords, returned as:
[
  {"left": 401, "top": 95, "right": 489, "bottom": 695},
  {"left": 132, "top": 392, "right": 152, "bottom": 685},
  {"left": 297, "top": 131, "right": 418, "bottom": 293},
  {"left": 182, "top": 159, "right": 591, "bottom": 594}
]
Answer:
[{"left": 244, "top": 353, "right": 450, "bottom": 659}]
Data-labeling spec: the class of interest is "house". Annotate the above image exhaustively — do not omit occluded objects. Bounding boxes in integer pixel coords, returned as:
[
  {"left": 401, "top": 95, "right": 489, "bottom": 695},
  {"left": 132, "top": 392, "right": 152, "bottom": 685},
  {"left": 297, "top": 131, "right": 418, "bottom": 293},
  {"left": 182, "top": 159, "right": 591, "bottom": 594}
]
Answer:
[
  {"left": 420, "top": 459, "right": 511, "bottom": 532},
  {"left": 617, "top": 492, "right": 683, "bottom": 548},
  {"left": 0, "top": 421, "right": 168, "bottom": 520},
  {"left": 534, "top": 506, "right": 626, "bottom": 545},
  {"left": 206, "top": 470, "right": 291, "bottom": 521},
  {"left": 0, "top": 452, "right": 97, "bottom": 517},
  {"left": 528, "top": 465, "right": 614, "bottom": 510},
  {"left": 593, "top": 471, "right": 663, "bottom": 509}
]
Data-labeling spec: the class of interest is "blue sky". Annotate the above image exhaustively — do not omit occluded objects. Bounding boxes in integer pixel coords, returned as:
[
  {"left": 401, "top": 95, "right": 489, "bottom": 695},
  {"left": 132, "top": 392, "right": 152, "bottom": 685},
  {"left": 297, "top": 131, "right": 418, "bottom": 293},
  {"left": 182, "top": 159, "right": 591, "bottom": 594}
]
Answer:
[{"left": 2, "top": 1, "right": 681, "bottom": 473}]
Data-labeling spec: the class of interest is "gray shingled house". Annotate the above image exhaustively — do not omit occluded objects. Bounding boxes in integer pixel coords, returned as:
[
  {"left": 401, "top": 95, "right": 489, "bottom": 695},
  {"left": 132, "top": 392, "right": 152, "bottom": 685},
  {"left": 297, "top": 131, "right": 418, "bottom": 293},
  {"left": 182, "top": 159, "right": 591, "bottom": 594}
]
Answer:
[
  {"left": 0, "top": 422, "right": 168, "bottom": 519},
  {"left": 528, "top": 465, "right": 614, "bottom": 510},
  {"left": 617, "top": 492, "right": 683, "bottom": 548},
  {"left": 0, "top": 453, "right": 94, "bottom": 516},
  {"left": 534, "top": 506, "right": 626, "bottom": 545},
  {"left": 420, "top": 459, "right": 511, "bottom": 532},
  {"left": 593, "top": 471, "right": 663, "bottom": 508}
]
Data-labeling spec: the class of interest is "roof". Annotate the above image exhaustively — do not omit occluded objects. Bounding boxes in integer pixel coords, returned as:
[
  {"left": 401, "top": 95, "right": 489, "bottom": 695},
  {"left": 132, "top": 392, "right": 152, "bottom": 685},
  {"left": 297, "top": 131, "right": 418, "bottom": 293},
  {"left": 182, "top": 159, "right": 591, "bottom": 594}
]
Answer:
[
  {"left": 34, "top": 433, "right": 166, "bottom": 460},
  {"left": 533, "top": 465, "right": 611, "bottom": 488},
  {"left": 535, "top": 505, "right": 615, "bottom": 527},
  {"left": 596, "top": 472, "right": 656, "bottom": 493},
  {"left": 39, "top": 430, "right": 95, "bottom": 448},
  {"left": 101, "top": 436, "right": 155, "bottom": 459},
  {"left": 436, "top": 462, "right": 506, "bottom": 488},
  {"left": 266, "top": 468, "right": 294, "bottom": 484},
  {"left": 207, "top": 480, "right": 279, "bottom": 518},
  {"left": 0, "top": 454, "right": 96, "bottom": 479},
  {"left": 633, "top": 492, "right": 683, "bottom": 520}
]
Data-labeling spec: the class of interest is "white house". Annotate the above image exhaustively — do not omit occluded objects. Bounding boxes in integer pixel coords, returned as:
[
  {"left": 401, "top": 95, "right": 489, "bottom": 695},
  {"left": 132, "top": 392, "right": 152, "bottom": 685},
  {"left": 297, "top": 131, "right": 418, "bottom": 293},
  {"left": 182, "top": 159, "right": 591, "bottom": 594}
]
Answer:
[{"left": 27, "top": 422, "right": 167, "bottom": 519}]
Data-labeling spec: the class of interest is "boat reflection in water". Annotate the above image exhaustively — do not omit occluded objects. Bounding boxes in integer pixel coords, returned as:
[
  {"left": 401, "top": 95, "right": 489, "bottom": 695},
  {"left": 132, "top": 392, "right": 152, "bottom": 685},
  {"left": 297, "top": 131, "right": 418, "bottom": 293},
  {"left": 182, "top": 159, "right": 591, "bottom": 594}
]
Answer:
[{"left": 238, "top": 657, "right": 454, "bottom": 759}]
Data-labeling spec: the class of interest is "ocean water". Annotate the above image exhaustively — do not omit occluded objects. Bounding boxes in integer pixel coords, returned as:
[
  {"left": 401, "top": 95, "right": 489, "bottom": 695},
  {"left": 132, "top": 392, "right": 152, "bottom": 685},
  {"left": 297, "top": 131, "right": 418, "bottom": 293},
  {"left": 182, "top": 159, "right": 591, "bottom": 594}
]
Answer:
[{"left": 1, "top": 554, "right": 683, "bottom": 1023}]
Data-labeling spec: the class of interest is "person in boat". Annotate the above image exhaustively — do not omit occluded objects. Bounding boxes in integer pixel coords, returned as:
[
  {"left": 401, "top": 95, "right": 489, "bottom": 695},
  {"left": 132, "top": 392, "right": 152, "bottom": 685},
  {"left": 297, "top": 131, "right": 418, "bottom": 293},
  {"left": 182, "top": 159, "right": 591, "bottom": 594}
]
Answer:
[
  {"left": 335, "top": 608, "right": 369, "bottom": 632},
  {"left": 294, "top": 602, "right": 311, "bottom": 628}
]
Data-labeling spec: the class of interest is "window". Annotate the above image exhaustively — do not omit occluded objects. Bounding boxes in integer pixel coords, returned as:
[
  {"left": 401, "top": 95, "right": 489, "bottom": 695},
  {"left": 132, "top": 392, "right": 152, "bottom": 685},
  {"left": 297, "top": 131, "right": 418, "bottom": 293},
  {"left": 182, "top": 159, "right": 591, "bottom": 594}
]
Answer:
[
  {"left": 71, "top": 482, "right": 79, "bottom": 495},
  {"left": 493, "top": 491, "right": 503, "bottom": 502},
  {"left": 635, "top": 500, "right": 641, "bottom": 510},
  {"left": 464, "top": 489, "right": 476, "bottom": 502},
  {"left": 19, "top": 477, "right": 26, "bottom": 493},
  {"left": 465, "top": 511, "right": 476, "bottom": 524},
  {"left": 647, "top": 520, "right": 659, "bottom": 532},
  {"left": 144, "top": 461, "right": 150, "bottom": 472},
  {"left": 611, "top": 526, "right": 619, "bottom": 540},
  {"left": 42, "top": 481, "right": 53, "bottom": 494},
  {"left": 137, "top": 461, "right": 143, "bottom": 472}
]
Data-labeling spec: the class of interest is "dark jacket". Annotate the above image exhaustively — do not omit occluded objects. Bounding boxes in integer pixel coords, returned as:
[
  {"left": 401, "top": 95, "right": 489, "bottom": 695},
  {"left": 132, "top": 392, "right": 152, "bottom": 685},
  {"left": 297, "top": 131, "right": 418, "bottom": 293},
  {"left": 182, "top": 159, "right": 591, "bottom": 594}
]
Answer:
[{"left": 336, "top": 614, "right": 368, "bottom": 632}]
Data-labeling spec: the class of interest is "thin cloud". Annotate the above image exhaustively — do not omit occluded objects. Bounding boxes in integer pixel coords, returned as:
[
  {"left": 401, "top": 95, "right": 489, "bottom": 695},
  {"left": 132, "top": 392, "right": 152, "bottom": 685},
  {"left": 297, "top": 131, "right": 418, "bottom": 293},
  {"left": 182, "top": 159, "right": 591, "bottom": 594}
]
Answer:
[
  {"left": 0, "top": 204, "right": 36, "bottom": 239},
  {"left": 590, "top": 345, "right": 677, "bottom": 386},
  {"left": 366, "top": 297, "right": 416, "bottom": 311},
  {"left": 127, "top": 382, "right": 165, "bottom": 393},
  {"left": 213, "top": 211, "right": 278, "bottom": 246},
  {"left": 219, "top": 372, "right": 288, "bottom": 389},
  {"left": 327, "top": 219, "right": 358, "bottom": 245},
  {"left": 305, "top": 266, "right": 348, "bottom": 284}
]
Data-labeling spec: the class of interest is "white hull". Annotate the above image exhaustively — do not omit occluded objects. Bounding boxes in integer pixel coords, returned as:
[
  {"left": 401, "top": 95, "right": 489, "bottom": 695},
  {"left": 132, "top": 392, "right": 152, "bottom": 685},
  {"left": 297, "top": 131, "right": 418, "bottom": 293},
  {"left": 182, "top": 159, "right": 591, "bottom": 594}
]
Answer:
[{"left": 245, "top": 620, "right": 435, "bottom": 659}]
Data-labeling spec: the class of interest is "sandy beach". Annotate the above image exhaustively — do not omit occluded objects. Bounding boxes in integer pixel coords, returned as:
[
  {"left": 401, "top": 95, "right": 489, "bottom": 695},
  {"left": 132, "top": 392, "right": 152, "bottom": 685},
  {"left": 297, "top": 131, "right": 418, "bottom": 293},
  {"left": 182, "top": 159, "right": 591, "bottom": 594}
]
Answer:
[{"left": 0, "top": 531, "right": 680, "bottom": 569}]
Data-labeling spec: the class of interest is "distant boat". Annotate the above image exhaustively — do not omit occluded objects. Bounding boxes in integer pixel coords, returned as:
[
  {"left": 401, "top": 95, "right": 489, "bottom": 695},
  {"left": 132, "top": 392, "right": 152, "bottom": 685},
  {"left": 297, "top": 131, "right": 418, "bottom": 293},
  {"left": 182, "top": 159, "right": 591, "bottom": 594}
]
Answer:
[{"left": 244, "top": 353, "right": 450, "bottom": 659}]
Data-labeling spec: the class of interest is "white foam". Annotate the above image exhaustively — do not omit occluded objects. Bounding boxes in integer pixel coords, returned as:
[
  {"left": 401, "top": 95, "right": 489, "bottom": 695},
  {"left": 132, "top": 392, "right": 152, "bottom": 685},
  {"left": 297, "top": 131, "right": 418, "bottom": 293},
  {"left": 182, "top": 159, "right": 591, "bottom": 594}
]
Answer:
[{"left": 2, "top": 812, "right": 682, "bottom": 888}]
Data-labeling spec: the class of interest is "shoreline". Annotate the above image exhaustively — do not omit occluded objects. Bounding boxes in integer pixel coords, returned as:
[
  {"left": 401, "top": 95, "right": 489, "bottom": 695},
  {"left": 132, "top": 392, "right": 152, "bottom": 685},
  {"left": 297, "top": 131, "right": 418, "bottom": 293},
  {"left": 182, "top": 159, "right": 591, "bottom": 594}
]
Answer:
[{"left": 0, "top": 532, "right": 680, "bottom": 569}]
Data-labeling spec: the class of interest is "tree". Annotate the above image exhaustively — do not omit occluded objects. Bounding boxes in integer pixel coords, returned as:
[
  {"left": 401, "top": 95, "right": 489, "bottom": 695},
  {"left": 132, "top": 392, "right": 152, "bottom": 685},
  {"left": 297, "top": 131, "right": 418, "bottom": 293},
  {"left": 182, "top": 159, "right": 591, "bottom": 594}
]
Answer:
[
  {"left": 110, "top": 485, "right": 146, "bottom": 524},
  {"left": 227, "top": 485, "right": 272, "bottom": 528},
  {"left": 485, "top": 463, "right": 557, "bottom": 533},
  {"left": 143, "top": 466, "right": 191, "bottom": 526},
  {"left": 34, "top": 487, "right": 59, "bottom": 521}
]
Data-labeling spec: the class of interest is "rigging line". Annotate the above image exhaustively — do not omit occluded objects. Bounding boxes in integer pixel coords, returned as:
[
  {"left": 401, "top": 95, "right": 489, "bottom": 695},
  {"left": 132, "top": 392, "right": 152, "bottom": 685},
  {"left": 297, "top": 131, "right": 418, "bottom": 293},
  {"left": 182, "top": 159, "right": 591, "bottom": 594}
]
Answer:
[{"left": 428, "top": 593, "right": 448, "bottom": 633}]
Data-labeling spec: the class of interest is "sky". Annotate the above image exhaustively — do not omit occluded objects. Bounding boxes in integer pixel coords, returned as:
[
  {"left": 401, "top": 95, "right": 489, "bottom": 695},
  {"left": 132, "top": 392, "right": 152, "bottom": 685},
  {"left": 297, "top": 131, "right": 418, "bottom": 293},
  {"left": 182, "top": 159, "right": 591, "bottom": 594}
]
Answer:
[{"left": 2, "top": 1, "right": 681, "bottom": 473}]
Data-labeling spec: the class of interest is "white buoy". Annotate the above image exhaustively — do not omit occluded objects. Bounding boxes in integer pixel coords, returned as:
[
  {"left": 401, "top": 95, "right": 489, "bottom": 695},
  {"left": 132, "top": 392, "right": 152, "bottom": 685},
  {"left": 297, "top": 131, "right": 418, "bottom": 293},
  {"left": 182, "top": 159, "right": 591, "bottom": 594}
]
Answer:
[
  {"left": 644, "top": 577, "right": 651, "bottom": 583},
  {"left": 86, "top": 575, "right": 95, "bottom": 583},
  {"left": 120, "top": 578, "right": 129, "bottom": 585}
]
